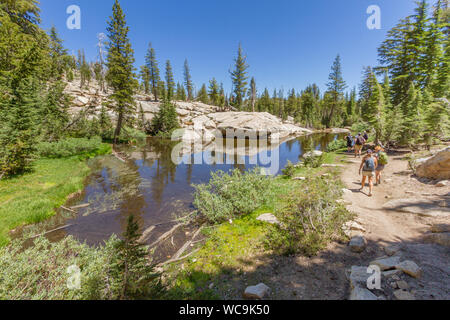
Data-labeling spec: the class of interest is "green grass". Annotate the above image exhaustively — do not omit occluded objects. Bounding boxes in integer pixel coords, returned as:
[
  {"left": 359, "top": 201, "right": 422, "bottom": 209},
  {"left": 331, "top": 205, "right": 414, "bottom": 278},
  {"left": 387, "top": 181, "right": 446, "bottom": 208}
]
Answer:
[
  {"left": 0, "top": 156, "right": 97, "bottom": 246},
  {"left": 164, "top": 152, "right": 346, "bottom": 299}
]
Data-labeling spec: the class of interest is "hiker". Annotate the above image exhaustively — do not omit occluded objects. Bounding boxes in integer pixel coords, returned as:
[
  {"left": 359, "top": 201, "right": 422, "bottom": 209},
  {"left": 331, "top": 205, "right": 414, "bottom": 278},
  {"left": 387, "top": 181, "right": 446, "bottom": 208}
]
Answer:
[
  {"left": 359, "top": 149, "right": 378, "bottom": 197},
  {"left": 363, "top": 131, "right": 369, "bottom": 141},
  {"left": 374, "top": 145, "right": 388, "bottom": 185},
  {"left": 354, "top": 133, "right": 366, "bottom": 158},
  {"left": 346, "top": 133, "right": 354, "bottom": 152}
]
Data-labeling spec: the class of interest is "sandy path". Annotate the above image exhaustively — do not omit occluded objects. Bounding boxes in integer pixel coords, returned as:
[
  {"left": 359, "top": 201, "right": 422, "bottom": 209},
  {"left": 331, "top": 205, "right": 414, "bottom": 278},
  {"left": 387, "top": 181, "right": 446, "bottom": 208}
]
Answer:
[{"left": 340, "top": 150, "right": 450, "bottom": 299}]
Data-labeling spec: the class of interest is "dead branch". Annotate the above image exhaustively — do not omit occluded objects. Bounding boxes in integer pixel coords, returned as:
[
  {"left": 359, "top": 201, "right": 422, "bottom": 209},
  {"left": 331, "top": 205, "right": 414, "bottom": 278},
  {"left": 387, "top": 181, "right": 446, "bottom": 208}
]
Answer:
[
  {"left": 138, "top": 225, "right": 156, "bottom": 243},
  {"left": 158, "top": 248, "right": 200, "bottom": 267},
  {"left": 60, "top": 206, "right": 77, "bottom": 214},
  {"left": 171, "top": 226, "right": 204, "bottom": 261},
  {"left": 112, "top": 149, "right": 126, "bottom": 163},
  {"left": 138, "top": 211, "right": 196, "bottom": 243},
  {"left": 30, "top": 224, "right": 73, "bottom": 239},
  {"left": 148, "top": 223, "right": 184, "bottom": 248},
  {"left": 70, "top": 203, "right": 90, "bottom": 210}
]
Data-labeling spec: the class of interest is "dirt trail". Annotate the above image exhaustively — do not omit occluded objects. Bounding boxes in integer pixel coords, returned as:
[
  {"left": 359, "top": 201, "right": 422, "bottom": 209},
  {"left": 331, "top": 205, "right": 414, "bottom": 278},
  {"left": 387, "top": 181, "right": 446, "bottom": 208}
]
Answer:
[
  {"left": 197, "top": 149, "right": 449, "bottom": 300},
  {"left": 340, "top": 149, "right": 450, "bottom": 299}
]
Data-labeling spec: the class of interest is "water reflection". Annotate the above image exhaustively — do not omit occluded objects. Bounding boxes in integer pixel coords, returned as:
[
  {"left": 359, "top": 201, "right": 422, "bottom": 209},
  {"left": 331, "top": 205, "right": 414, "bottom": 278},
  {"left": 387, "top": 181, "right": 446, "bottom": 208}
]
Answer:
[{"left": 24, "top": 133, "right": 342, "bottom": 246}]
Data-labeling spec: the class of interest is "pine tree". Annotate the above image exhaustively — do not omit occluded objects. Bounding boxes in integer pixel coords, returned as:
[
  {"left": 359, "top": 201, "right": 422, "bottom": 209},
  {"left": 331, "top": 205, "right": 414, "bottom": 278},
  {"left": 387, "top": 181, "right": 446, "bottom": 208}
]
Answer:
[
  {"left": 183, "top": 59, "right": 194, "bottom": 101},
  {"left": 165, "top": 60, "right": 175, "bottom": 101},
  {"left": 365, "top": 72, "right": 385, "bottom": 144},
  {"left": 108, "top": 215, "right": 162, "bottom": 299},
  {"left": 423, "top": 0, "right": 445, "bottom": 89},
  {"left": 325, "top": 54, "right": 347, "bottom": 128},
  {"left": 208, "top": 78, "right": 219, "bottom": 106},
  {"left": 145, "top": 43, "right": 161, "bottom": 101},
  {"left": 230, "top": 43, "right": 249, "bottom": 109},
  {"left": 98, "top": 105, "right": 113, "bottom": 140},
  {"left": 105, "top": 0, "right": 137, "bottom": 145},
  {"left": 176, "top": 82, "right": 186, "bottom": 101},
  {"left": 249, "top": 77, "right": 257, "bottom": 112},
  {"left": 258, "top": 88, "right": 271, "bottom": 113},
  {"left": 218, "top": 83, "right": 226, "bottom": 108},
  {"left": 79, "top": 50, "right": 91, "bottom": 89},
  {"left": 197, "top": 84, "right": 209, "bottom": 104},
  {"left": 139, "top": 65, "right": 151, "bottom": 95},
  {"left": 150, "top": 100, "right": 179, "bottom": 137},
  {"left": 0, "top": 75, "right": 39, "bottom": 177},
  {"left": 40, "top": 81, "right": 70, "bottom": 141},
  {"left": 399, "top": 83, "right": 423, "bottom": 146},
  {"left": 48, "top": 26, "right": 68, "bottom": 80}
]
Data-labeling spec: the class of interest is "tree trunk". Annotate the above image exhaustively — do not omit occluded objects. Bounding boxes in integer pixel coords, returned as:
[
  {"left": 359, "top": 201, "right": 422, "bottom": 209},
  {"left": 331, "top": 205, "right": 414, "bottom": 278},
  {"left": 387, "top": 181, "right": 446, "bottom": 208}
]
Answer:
[{"left": 113, "top": 108, "right": 124, "bottom": 146}]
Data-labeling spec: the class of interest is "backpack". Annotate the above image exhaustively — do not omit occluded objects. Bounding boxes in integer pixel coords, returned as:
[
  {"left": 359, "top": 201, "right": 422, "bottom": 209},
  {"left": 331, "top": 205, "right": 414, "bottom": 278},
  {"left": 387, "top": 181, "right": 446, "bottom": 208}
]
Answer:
[
  {"left": 356, "top": 136, "right": 365, "bottom": 145},
  {"left": 378, "top": 152, "right": 388, "bottom": 165},
  {"left": 346, "top": 136, "right": 353, "bottom": 144},
  {"left": 363, "top": 158, "right": 375, "bottom": 171}
]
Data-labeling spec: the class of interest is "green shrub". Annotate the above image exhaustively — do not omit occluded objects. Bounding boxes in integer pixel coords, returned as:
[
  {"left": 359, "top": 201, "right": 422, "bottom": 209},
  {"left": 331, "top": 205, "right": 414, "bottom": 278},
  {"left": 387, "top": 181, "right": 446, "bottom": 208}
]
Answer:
[
  {"left": 120, "top": 126, "right": 147, "bottom": 145},
  {"left": 192, "top": 168, "right": 274, "bottom": 224},
  {"left": 282, "top": 160, "right": 296, "bottom": 177},
  {"left": 0, "top": 217, "right": 163, "bottom": 300},
  {"left": 303, "top": 153, "right": 325, "bottom": 168},
  {"left": 150, "top": 100, "right": 179, "bottom": 137},
  {"left": 267, "top": 176, "right": 353, "bottom": 256},
  {"left": 0, "top": 236, "right": 112, "bottom": 300},
  {"left": 326, "top": 139, "right": 347, "bottom": 152},
  {"left": 37, "top": 137, "right": 110, "bottom": 159}
]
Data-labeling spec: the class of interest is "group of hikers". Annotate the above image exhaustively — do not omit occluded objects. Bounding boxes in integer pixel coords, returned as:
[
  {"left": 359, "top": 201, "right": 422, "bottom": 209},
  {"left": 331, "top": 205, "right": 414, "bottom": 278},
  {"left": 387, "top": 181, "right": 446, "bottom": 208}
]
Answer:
[{"left": 345, "top": 131, "right": 389, "bottom": 197}]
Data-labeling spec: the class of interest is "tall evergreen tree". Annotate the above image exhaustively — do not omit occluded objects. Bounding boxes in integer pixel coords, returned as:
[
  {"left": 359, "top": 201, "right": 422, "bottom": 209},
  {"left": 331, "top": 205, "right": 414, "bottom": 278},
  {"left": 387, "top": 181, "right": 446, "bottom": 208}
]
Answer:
[
  {"left": 48, "top": 26, "right": 68, "bottom": 80},
  {"left": 105, "top": 0, "right": 137, "bottom": 145},
  {"left": 230, "top": 43, "right": 249, "bottom": 109},
  {"left": 208, "top": 78, "right": 219, "bottom": 106},
  {"left": 183, "top": 59, "right": 194, "bottom": 101},
  {"left": 145, "top": 43, "right": 160, "bottom": 101},
  {"left": 249, "top": 77, "right": 257, "bottom": 112},
  {"left": 325, "top": 54, "right": 347, "bottom": 128},
  {"left": 139, "top": 65, "right": 151, "bottom": 95},
  {"left": 399, "top": 83, "right": 423, "bottom": 146},
  {"left": 365, "top": 72, "right": 385, "bottom": 143},
  {"left": 197, "top": 84, "right": 209, "bottom": 104},
  {"left": 165, "top": 60, "right": 175, "bottom": 101}
]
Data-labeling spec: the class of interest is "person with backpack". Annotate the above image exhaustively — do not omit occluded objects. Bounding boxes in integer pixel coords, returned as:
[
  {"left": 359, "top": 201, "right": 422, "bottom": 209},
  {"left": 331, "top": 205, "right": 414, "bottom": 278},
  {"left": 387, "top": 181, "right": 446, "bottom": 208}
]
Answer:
[
  {"left": 363, "top": 131, "right": 369, "bottom": 141},
  {"left": 346, "top": 133, "right": 354, "bottom": 152},
  {"left": 354, "top": 133, "right": 366, "bottom": 158},
  {"left": 359, "top": 149, "right": 378, "bottom": 197},
  {"left": 374, "top": 145, "right": 388, "bottom": 185}
]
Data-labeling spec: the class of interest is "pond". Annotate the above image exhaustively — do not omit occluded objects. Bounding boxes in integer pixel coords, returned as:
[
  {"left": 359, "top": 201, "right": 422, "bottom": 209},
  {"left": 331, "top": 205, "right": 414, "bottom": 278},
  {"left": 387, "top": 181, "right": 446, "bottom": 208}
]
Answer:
[{"left": 19, "top": 133, "right": 344, "bottom": 259}]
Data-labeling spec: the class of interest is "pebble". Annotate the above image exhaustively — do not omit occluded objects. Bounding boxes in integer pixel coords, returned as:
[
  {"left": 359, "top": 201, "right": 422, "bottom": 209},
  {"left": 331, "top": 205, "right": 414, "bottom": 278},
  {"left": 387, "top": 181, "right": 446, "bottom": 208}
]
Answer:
[
  {"left": 397, "top": 280, "right": 409, "bottom": 290},
  {"left": 393, "top": 289, "right": 415, "bottom": 300}
]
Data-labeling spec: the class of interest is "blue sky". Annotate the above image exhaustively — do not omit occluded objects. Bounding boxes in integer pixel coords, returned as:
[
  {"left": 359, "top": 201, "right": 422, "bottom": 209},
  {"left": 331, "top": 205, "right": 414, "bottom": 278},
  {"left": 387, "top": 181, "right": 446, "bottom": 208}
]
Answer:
[{"left": 39, "top": 0, "right": 418, "bottom": 95}]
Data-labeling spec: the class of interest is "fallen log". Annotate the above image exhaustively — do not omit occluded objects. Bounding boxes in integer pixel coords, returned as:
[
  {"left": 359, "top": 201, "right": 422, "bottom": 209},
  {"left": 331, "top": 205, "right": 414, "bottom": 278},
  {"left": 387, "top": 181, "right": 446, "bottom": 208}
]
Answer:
[
  {"left": 138, "top": 211, "right": 197, "bottom": 243},
  {"left": 30, "top": 224, "right": 73, "bottom": 239},
  {"left": 70, "top": 203, "right": 90, "bottom": 210},
  {"left": 60, "top": 206, "right": 77, "bottom": 214},
  {"left": 138, "top": 225, "right": 156, "bottom": 243},
  {"left": 148, "top": 223, "right": 184, "bottom": 248},
  {"left": 171, "top": 226, "right": 204, "bottom": 261},
  {"left": 158, "top": 248, "right": 201, "bottom": 267}
]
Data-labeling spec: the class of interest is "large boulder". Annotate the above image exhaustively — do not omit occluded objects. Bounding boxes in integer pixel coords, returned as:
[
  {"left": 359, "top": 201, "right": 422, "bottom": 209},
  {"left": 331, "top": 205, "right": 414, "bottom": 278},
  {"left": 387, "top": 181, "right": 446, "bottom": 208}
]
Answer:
[{"left": 415, "top": 147, "right": 450, "bottom": 180}]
